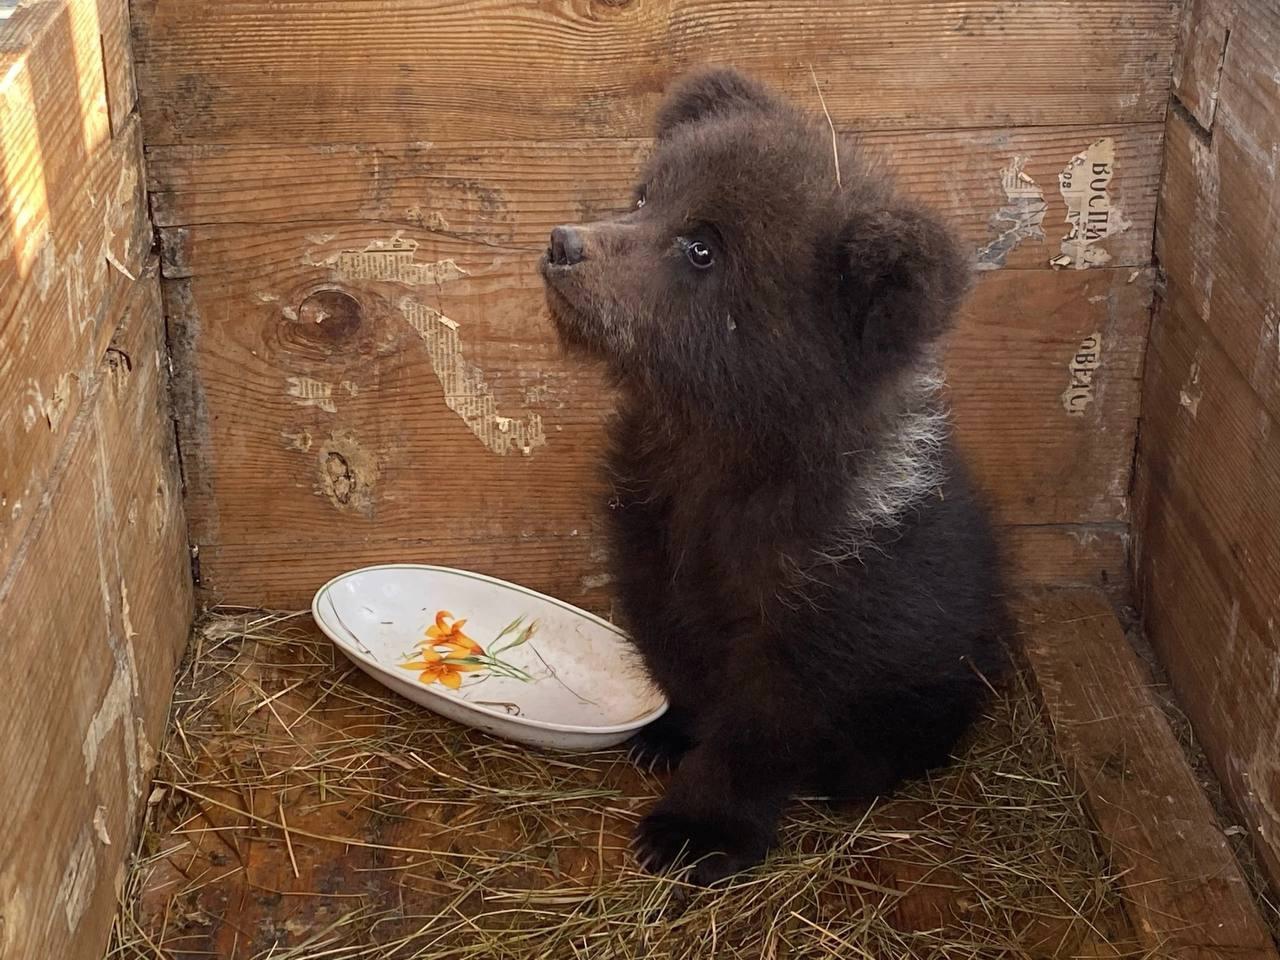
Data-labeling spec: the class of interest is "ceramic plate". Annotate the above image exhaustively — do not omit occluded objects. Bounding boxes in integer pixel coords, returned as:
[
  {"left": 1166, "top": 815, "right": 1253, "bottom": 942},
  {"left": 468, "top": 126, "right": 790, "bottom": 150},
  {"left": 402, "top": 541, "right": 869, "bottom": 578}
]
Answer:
[{"left": 311, "top": 564, "right": 666, "bottom": 750}]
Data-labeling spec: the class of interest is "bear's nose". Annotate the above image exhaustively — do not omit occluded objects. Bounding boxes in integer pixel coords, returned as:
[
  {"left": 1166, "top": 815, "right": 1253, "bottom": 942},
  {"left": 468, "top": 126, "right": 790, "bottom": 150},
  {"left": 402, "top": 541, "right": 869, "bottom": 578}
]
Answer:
[{"left": 549, "top": 225, "right": 586, "bottom": 266}]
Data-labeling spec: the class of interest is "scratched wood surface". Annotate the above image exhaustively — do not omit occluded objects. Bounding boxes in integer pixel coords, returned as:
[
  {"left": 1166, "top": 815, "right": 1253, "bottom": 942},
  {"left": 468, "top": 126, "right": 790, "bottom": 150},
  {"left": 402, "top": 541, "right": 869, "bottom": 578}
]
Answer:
[
  {"left": 162, "top": 215, "right": 1151, "bottom": 609},
  {"left": 131, "top": 0, "right": 1179, "bottom": 144},
  {"left": 146, "top": 131, "right": 1163, "bottom": 607},
  {"left": 200, "top": 524, "right": 1136, "bottom": 618},
  {"left": 145, "top": 125, "right": 1165, "bottom": 272},
  {"left": 1022, "top": 586, "right": 1279, "bottom": 959},
  {"left": 0, "top": 0, "right": 153, "bottom": 575},
  {"left": 1134, "top": 0, "right": 1280, "bottom": 895},
  {"left": 0, "top": 261, "right": 193, "bottom": 960},
  {"left": 115, "top": 609, "right": 1146, "bottom": 958},
  {"left": 135, "top": 5, "right": 1172, "bottom": 596},
  {"left": 0, "top": 2, "right": 193, "bottom": 958}
]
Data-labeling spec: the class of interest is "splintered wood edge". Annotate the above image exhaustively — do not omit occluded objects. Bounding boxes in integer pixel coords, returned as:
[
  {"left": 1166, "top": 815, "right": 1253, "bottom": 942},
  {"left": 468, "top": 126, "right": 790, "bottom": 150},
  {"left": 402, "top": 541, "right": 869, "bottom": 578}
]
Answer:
[{"left": 1016, "top": 586, "right": 1278, "bottom": 959}]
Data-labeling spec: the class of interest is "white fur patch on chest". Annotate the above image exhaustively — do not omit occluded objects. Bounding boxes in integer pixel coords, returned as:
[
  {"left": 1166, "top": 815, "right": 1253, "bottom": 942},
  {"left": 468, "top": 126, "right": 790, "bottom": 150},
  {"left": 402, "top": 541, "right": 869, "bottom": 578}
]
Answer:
[{"left": 815, "top": 363, "right": 950, "bottom": 566}]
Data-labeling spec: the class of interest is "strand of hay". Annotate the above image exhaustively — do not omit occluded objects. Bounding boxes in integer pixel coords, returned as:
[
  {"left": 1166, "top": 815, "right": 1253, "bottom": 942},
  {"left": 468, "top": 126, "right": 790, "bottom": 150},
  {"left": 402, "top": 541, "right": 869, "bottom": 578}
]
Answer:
[{"left": 109, "top": 611, "right": 1153, "bottom": 959}]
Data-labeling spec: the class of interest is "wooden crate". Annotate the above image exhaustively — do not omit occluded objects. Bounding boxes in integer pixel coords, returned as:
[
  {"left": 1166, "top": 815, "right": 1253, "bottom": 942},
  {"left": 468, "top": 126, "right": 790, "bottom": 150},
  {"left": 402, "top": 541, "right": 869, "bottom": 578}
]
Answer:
[
  {"left": 1133, "top": 0, "right": 1280, "bottom": 903},
  {"left": 0, "top": 2, "right": 191, "bottom": 958},
  {"left": 1, "top": 0, "right": 1279, "bottom": 956},
  {"left": 136, "top": 1, "right": 1176, "bottom": 609}
]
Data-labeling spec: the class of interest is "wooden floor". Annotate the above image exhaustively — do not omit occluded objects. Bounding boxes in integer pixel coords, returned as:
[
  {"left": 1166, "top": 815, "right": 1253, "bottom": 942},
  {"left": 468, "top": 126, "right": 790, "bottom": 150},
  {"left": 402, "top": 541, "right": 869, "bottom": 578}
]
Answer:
[{"left": 107, "top": 590, "right": 1273, "bottom": 959}]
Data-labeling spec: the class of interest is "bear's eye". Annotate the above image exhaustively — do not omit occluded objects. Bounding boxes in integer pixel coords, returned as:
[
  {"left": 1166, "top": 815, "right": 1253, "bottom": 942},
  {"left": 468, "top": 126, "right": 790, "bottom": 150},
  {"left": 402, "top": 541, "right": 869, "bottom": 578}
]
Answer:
[
  {"left": 635, "top": 194, "right": 646, "bottom": 209},
  {"left": 634, "top": 186, "right": 647, "bottom": 209},
  {"left": 685, "top": 240, "right": 714, "bottom": 270}
]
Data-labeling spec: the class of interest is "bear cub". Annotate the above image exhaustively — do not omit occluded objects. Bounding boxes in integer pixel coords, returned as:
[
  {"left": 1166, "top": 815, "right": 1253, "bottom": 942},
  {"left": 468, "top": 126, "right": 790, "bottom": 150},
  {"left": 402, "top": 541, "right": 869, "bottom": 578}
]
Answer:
[{"left": 539, "top": 67, "right": 1008, "bottom": 885}]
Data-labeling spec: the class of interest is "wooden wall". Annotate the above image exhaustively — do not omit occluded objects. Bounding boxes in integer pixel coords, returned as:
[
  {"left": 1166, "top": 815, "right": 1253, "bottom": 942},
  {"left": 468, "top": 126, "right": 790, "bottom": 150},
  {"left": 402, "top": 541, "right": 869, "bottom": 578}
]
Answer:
[
  {"left": 0, "top": 1, "right": 192, "bottom": 957},
  {"left": 1134, "top": 0, "right": 1280, "bottom": 894},
  {"left": 133, "top": 2, "right": 1181, "bottom": 611}
]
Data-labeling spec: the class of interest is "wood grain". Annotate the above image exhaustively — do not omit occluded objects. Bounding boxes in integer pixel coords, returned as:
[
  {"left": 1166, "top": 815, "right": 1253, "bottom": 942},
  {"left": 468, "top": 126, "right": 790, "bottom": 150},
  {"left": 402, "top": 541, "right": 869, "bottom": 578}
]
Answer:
[
  {"left": 194, "top": 522, "right": 1132, "bottom": 614},
  {"left": 1170, "top": 0, "right": 1233, "bottom": 131},
  {"left": 1157, "top": 67, "right": 1280, "bottom": 423},
  {"left": 0, "top": 0, "right": 151, "bottom": 576},
  {"left": 97, "top": 0, "right": 140, "bottom": 134},
  {"left": 145, "top": 125, "right": 1165, "bottom": 272},
  {"left": 0, "top": 115, "right": 151, "bottom": 576},
  {"left": 1135, "top": 0, "right": 1280, "bottom": 896},
  {"left": 0, "top": 261, "right": 192, "bottom": 960},
  {"left": 131, "top": 0, "right": 1179, "bottom": 145},
  {"left": 159, "top": 211, "right": 1150, "bottom": 608},
  {"left": 1134, "top": 287, "right": 1280, "bottom": 893},
  {"left": 134, "top": 1, "right": 1171, "bottom": 609},
  {"left": 1, "top": 0, "right": 113, "bottom": 276},
  {"left": 946, "top": 267, "right": 1151, "bottom": 527},
  {"left": 1020, "top": 586, "right": 1279, "bottom": 960},
  {"left": 1003, "top": 524, "right": 1129, "bottom": 593},
  {"left": 0, "top": 3, "right": 191, "bottom": 957}
]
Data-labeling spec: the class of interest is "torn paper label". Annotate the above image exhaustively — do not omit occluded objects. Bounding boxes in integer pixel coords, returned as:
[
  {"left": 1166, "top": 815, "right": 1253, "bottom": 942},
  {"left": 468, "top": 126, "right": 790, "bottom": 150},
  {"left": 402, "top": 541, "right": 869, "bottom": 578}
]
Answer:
[
  {"left": 286, "top": 376, "right": 336, "bottom": 413},
  {"left": 1179, "top": 358, "right": 1202, "bottom": 418},
  {"left": 325, "top": 237, "right": 547, "bottom": 456},
  {"left": 1054, "top": 139, "right": 1131, "bottom": 269},
  {"left": 975, "top": 156, "right": 1046, "bottom": 270},
  {"left": 335, "top": 236, "right": 468, "bottom": 286},
  {"left": 1061, "top": 333, "right": 1103, "bottom": 416},
  {"left": 401, "top": 297, "right": 547, "bottom": 456},
  {"left": 281, "top": 429, "right": 313, "bottom": 452}
]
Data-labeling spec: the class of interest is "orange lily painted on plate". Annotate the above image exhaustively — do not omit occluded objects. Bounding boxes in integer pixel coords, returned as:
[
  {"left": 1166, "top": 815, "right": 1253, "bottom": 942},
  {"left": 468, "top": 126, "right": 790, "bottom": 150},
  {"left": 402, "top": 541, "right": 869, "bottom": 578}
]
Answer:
[
  {"left": 425, "top": 611, "right": 484, "bottom": 656},
  {"left": 400, "top": 648, "right": 482, "bottom": 690}
]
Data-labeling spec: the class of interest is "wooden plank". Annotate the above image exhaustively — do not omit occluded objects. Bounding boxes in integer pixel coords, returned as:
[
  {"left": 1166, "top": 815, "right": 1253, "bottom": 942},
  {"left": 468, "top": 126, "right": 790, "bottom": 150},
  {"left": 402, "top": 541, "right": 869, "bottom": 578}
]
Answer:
[
  {"left": 1134, "top": 287, "right": 1280, "bottom": 892},
  {"left": 96, "top": 264, "right": 193, "bottom": 733},
  {"left": 131, "top": 0, "right": 1179, "bottom": 145},
  {"left": 947, "top": 267, "right": 1151, "bottom": 527},
  {"left": 1019, "top": 586, "right": 1279, "bottom": 960},
  {"left": 0, "top": 0, "right": 112, "bottom": 273},
  {"left": 0, "top": 0, "right": 152, "bottom": 577},
  {"left": 0, "top": 115, "right": 150, "bottom": 577},
  {"left": 1003, "top": 524, "right": 1129, "bottom": 591},
  {"left": 160, "top": 212, "right": 1149, "bottom": 606},
  {"left": 1156, "top": 9, "right": 1280, "bottom": 423},
  {"left": 0, "top": 397, "right": 120, "bottom": 960},
  {"left": 1135, "top": 0, "right": 1280, "bottom": 896},
  {"left": 1170, "top": 0, "right": 1233, "bottom": 131},
  {"left": 196, "top": 521, "right": 1132, "bottom": 613},
  {"left": 0, "top": 7, "right": 187, "bottom": 959},
  {"left": 145, "top": 125, "right": 1165, "bottom": 272},
  {"left": 197, "top": 532, "right": 614, "bottom": 615},
  {"left": 97, "top": 0, "right": 139, "bottom": 133},
  {"left": 0, "top": 261, "right": 192, "bottom": 960}
]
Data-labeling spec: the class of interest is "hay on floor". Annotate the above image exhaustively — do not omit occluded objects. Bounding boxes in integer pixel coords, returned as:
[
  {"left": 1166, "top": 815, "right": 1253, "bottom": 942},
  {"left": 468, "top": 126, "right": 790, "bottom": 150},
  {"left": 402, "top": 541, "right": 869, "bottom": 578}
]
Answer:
[{"left": 109, "top": 611, "right": 1150, "bottom": 959}]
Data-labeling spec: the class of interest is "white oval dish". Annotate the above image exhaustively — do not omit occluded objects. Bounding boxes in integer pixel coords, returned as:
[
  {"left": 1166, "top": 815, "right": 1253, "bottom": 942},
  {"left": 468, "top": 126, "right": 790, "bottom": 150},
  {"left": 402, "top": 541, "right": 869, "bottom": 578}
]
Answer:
[{"left": 311, "top": 564, "right": 666, "bottom": 751}]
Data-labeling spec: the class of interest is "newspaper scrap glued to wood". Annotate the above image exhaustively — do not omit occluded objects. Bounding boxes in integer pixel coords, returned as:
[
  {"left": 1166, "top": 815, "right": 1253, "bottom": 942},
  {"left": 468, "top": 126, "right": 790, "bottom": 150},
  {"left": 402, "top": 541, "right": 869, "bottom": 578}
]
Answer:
[
  {"left": 975, "top": 156, "right": 1046, "bottom": 270},
  {"left": 1061, "top": 333, "right": 1103, "bottom": 416},
  {"left": 330, "top": 237, "right": 547, "bottom": 457},
  {"left": 1051, "top": 139, "right": 1131, "bottom": 269},
  {"left": 398, "top": 298, "right": 547, "bottom": 456}
]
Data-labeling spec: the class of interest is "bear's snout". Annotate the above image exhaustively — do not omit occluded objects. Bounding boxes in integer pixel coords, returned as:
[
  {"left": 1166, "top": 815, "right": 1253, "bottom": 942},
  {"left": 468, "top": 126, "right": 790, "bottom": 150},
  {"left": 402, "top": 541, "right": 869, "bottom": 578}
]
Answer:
[{"left": 548, "top": 225, "right": 587, "bottom": 267}]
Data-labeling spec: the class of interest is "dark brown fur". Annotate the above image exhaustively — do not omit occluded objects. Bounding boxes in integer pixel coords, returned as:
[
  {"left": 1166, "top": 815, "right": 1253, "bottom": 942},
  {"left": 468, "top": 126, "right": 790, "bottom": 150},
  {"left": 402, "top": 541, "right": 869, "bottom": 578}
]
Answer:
[{"left": 539, "top": 67, "right": 1008, "bottom": 884}]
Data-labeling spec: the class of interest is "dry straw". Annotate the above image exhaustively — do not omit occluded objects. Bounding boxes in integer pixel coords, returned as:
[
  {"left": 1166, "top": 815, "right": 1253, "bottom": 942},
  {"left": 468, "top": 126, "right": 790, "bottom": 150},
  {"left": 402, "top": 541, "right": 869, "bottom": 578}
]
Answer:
[{"left": 109, "top": 611, "right": 1152, "bottom": 959}]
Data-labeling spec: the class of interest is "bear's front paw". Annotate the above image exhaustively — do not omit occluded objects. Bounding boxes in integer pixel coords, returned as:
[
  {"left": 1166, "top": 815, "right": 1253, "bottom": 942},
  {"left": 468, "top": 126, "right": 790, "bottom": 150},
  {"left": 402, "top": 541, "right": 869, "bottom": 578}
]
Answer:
[
  {"left": 632, "top": 810, "right": 768, "bottom": 885},
  {"left": 627, "top": 718, "right": 693, "bottom": 773}
]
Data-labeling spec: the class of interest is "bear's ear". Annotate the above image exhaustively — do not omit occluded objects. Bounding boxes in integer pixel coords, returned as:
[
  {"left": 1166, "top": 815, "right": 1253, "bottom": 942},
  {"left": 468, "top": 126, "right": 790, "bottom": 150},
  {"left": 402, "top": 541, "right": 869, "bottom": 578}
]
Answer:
[
  {"left": 655, "top": 66, "right": 777, "bottom": 140},
  {"left": 836, "top": 203, "right": 971, "bottom": 358}
]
